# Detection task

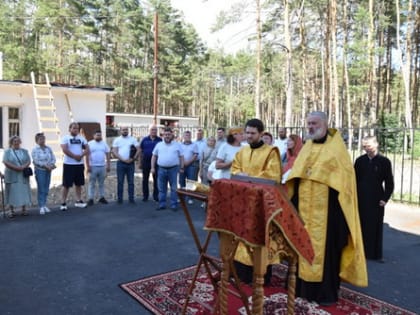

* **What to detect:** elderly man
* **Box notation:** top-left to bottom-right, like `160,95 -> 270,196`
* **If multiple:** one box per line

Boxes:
286,111 -> 367,305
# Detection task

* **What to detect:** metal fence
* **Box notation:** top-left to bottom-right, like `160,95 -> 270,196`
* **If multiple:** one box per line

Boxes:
107,126 -> 420,206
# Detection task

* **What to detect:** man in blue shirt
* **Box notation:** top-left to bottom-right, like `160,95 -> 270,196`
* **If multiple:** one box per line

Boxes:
139,125 -> 162,202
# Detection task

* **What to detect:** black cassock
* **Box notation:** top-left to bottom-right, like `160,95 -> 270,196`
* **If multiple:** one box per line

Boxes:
354,154 -> 394,260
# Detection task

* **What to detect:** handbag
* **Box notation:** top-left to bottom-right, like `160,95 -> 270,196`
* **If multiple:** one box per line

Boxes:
12,149 -> 33,177
23,167 -> 33,177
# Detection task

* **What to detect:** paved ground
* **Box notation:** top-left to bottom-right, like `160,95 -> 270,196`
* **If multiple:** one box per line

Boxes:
0,196 -> 419,315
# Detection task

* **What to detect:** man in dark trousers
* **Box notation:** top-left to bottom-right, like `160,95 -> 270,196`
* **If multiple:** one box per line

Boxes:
286,111 -> 367,306
355,135 -> 394,262
139,125 -> 162,202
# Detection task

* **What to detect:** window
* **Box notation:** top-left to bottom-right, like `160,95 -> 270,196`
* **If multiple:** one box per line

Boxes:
8,107 -> 19,137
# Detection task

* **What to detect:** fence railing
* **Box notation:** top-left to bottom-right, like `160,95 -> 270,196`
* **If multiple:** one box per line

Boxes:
107,126 -> 420,206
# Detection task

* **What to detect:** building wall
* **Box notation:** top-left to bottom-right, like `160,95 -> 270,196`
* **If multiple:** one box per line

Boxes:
0,82 -> 112,187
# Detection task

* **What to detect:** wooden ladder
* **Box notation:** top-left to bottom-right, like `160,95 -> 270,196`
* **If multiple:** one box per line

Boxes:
31,72 -> 63,183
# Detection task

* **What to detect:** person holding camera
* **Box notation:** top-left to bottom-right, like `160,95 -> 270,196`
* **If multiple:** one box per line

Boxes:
32,132 -> 56,215
2,135 -> 32,218
112,126 -> 139,204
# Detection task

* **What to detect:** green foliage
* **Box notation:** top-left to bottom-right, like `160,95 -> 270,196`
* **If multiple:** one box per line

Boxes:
377,113 -> 403,153
413,130 -> 420,160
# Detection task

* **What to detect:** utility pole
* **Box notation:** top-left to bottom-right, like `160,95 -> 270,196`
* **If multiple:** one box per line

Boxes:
255,0 -> 262,119
153,12 -> 159,125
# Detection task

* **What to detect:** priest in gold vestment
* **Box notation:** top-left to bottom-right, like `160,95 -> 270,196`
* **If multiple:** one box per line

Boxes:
230,118 -> 282,284
286,111 -> 367,305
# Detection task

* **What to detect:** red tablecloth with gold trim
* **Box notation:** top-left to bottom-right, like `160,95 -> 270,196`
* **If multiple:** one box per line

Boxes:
204,179 -> 314,264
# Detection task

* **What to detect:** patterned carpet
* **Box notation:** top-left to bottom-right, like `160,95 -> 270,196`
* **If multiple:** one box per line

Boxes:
120,264 -> 416,315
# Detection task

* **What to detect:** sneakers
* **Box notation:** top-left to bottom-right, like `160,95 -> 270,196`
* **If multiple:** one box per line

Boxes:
44,207 -> 51,213
39,207 -> 45,215
98,197 -> 108,204
87,199 -> 94,206
188,199 -> 194,205
75,200 -> 87,208
60,203 -> 68,211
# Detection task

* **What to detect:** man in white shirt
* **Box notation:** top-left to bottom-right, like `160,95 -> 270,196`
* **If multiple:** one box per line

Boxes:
194,128 -> 207,180
151,127 -> 184,211
112,126 -> 139,204
60,122 -> 89,210
87,130 -> 110,206
274,127 -> 288,161
180,130 -> 199,204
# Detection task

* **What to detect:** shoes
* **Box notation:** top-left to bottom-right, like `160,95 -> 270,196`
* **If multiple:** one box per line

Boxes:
75,200 -> 87,208
7,212 -> 15,219
156,206 -> 166,211
170,206 -> 178,212
40,207 -> 45,215
87,199 -> 94,206
129,200 -> 136,205
117,200 -> 123,204
98,197 -> 108,204
187,199 -> 193,205
44,207 -> 51,213
142,198 -> 148,202
60,203 -> 68,211
21,210 -> 29,216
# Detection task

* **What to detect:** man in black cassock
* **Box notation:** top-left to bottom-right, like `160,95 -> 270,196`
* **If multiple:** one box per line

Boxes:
355,136 -> 394,262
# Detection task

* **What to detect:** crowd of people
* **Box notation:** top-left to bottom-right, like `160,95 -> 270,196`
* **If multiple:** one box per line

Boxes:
1,112 -> 394,307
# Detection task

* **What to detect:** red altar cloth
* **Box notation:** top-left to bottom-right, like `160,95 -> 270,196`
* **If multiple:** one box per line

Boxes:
205,179 -> 314,264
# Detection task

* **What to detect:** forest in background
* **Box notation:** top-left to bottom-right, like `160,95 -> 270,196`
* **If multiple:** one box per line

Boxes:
0,0 -> 419,131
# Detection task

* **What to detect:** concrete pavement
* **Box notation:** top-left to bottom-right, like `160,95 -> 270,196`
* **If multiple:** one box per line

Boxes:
0,198 -> 419,314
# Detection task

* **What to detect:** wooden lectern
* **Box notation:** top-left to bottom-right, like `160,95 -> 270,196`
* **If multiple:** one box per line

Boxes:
205,179 -> 314,315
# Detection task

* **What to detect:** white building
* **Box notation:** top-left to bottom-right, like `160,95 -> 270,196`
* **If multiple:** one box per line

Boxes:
0,79 -> 115,184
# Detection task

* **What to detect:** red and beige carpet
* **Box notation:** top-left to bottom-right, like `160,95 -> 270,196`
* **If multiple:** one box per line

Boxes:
120,264 -> 416,315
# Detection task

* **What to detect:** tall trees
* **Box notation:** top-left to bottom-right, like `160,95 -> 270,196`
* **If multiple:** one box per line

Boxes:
0,0 -> 419,128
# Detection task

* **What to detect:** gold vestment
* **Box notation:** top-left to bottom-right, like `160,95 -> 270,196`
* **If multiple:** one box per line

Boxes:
231,143 -> 282,265
286,129 -> 368,287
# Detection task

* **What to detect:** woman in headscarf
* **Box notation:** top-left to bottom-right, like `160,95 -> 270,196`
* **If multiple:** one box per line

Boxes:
281,134 -> 303,183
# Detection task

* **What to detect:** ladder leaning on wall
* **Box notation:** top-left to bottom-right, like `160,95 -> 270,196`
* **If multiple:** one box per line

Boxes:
30,72 -> 63,183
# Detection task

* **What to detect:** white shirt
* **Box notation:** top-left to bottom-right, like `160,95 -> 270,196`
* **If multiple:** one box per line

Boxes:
194,138 -> 207,161
112,136 -> 138,160
208,160 -> 222,180
153,141 -> 183,167
181,142 -> 199,163
216,143 -> 242,179
274,138 -> 288,159
88,140 -> 110,166
61,134 -> 88,165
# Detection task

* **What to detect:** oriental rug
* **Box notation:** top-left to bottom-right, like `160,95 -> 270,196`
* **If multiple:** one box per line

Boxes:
120,264 -> 416,315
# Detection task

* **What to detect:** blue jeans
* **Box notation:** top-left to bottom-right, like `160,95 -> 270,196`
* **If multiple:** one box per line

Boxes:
116,161 -> 135,202
35,168 -> 51,207
157,166 -> 179,208
178,163 -> 198,188
88,166 -> 106,200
